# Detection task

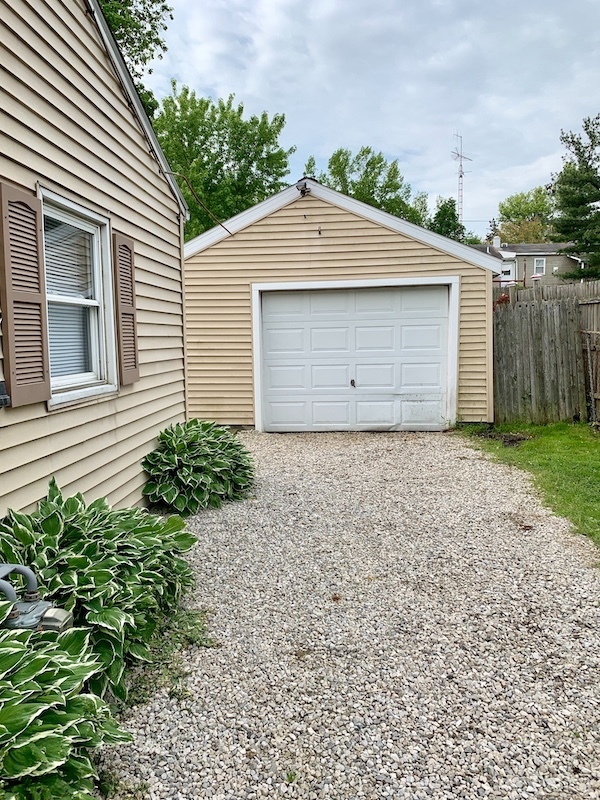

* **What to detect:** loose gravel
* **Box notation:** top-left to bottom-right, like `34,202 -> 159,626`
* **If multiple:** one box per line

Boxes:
101,431 -> 600,800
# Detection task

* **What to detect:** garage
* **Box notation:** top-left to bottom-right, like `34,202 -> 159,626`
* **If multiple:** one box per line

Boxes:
260,284 -> 450,431
183,178 -> 499,430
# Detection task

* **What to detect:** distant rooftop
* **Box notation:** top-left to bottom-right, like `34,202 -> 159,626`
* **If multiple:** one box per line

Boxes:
470,242 -> 570,259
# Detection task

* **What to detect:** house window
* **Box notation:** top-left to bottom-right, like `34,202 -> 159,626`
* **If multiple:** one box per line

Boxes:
41,191 -> 118,406
533,257 -> 546,275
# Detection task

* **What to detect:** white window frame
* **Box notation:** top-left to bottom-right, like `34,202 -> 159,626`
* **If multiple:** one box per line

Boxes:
533,257 -> 546,275
40,188 -> 118,408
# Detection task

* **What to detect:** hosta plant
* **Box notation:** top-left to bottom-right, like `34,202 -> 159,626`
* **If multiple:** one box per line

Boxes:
0,602 -> 130,800
0,481 -> 196,700
142,419 -> 254,515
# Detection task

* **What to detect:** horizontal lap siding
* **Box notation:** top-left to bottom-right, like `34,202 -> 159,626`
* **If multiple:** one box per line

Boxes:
0,0 -> 185,514
185,197 -> 492,426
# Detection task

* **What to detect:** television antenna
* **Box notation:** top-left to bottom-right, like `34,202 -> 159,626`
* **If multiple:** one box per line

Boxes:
451,133 -> 473,224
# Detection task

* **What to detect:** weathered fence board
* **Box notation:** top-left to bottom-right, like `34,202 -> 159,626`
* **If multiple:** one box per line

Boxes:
582,331 -> 600,424
493,298 -> 587,423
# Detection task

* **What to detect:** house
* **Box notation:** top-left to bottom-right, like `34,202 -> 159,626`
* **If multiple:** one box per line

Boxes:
473,238 -> 580,287
0,0 -> 188,515
183,179 -> 500,432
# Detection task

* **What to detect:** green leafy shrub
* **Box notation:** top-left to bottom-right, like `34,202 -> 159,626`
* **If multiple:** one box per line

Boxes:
0,602 -> 130,800
142,419 -> 254,515
0,482 -> 196,700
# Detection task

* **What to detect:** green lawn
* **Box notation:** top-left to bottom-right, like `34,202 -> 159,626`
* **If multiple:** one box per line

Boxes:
457,422 -> 600,547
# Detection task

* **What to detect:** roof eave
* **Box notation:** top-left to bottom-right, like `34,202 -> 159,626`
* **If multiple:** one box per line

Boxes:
184,178 -> 501,274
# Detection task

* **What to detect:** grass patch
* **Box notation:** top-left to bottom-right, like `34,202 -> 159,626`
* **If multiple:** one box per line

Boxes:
457,422 -> 600,547
97,771 -> 149,799
123,608 -> 218,708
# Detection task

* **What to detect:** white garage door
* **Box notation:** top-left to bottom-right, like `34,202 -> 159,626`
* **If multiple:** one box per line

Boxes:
261,285 -> 449,431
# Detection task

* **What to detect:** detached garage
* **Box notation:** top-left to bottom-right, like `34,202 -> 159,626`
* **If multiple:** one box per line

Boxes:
183,179 -> 500,432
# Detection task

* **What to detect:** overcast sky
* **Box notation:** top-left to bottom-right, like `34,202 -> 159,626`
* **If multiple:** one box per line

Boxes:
146,0 -> 599,236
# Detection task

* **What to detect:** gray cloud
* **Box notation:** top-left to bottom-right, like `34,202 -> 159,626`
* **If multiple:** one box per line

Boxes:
147,0 -> 600,234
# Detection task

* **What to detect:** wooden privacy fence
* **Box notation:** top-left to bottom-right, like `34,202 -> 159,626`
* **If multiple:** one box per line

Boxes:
510,279 -> 600,303
493,297 -> 588,423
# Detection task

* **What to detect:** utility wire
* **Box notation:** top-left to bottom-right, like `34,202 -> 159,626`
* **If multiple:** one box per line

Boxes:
163,171 -> 233,236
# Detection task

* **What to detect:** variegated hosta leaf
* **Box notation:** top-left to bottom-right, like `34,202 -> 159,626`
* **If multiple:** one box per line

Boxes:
85,607 -> 134,635
0,643 -> 30,682
2,733 -> 73,778
0,701 -> 58,743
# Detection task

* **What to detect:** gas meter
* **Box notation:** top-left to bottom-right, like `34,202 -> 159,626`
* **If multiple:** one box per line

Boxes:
0,564 -> 73,632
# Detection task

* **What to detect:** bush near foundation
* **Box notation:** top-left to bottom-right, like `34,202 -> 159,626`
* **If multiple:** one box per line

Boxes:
0,608 -> 130,800
0,480 -> 196,701
142,419 -> 254,516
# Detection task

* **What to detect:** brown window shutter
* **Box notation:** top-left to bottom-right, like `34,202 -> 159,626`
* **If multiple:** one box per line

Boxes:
113,232 -> 139,385
0,183 -> 51,407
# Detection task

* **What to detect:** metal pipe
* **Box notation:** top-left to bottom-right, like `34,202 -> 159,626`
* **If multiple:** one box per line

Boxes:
6,565 -> 38,594
0,579 -> 18,604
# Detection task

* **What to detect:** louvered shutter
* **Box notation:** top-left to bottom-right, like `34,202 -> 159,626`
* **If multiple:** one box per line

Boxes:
0,183 -> 51,407
113,233 -> 139,385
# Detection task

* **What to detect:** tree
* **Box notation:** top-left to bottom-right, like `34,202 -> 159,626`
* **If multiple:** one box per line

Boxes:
154,83 -> 295,239
427,197 -> 466,242
553,114 -> 600,279
492,186 -> 554,243
304,147 -> 427,225
99,0 -> 173,117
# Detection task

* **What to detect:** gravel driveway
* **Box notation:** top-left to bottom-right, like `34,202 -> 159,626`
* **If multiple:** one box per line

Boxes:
103,431 -> 600,800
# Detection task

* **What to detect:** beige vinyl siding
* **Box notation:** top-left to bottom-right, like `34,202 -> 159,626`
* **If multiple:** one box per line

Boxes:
0,0 -> 186,514
185,196 -> 493,426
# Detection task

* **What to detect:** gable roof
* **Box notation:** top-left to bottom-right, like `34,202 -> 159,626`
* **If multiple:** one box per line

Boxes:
86,0 -> 188,217
184,178 -> 500,273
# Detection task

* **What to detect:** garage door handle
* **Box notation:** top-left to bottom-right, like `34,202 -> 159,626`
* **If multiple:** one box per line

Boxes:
350,379 -> 356,387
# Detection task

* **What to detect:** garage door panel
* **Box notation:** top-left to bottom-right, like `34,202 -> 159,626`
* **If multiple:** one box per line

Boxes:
310,327 -> 350,352
400,324 -> 443,351
356,400 -> 395,425
355,326 -> 395,351
264,327 -> 305,354
355,363 -> 395,388
268,401 -> 307,425
262,287 -> 449,431
400,362 -> 442,389
309,291 -> 352,315
262,292 -> 307,319
401,397 -> 445,427
312,401 -> 351,425
355,289 -> 395,315
400,286 -> 448,314
266,364 -> 306,390
311,364 -> 350,389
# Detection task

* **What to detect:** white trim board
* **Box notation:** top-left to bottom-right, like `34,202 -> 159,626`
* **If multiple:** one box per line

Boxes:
185,179 -> 500,275
251,276 -> 460,432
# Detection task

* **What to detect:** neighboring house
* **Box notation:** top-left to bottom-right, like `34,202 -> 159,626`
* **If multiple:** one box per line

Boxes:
473,238 -> 580,287
0,0 -> 188,515
184,178 -> 500,432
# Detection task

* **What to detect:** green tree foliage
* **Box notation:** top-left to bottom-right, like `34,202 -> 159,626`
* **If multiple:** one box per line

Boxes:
304,147 -> 428,225
553,114 -> 600,279
154,83 -> 295,240
99,0 -> 173,117
427,197 -> 466,242
493,186 -> 555,243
